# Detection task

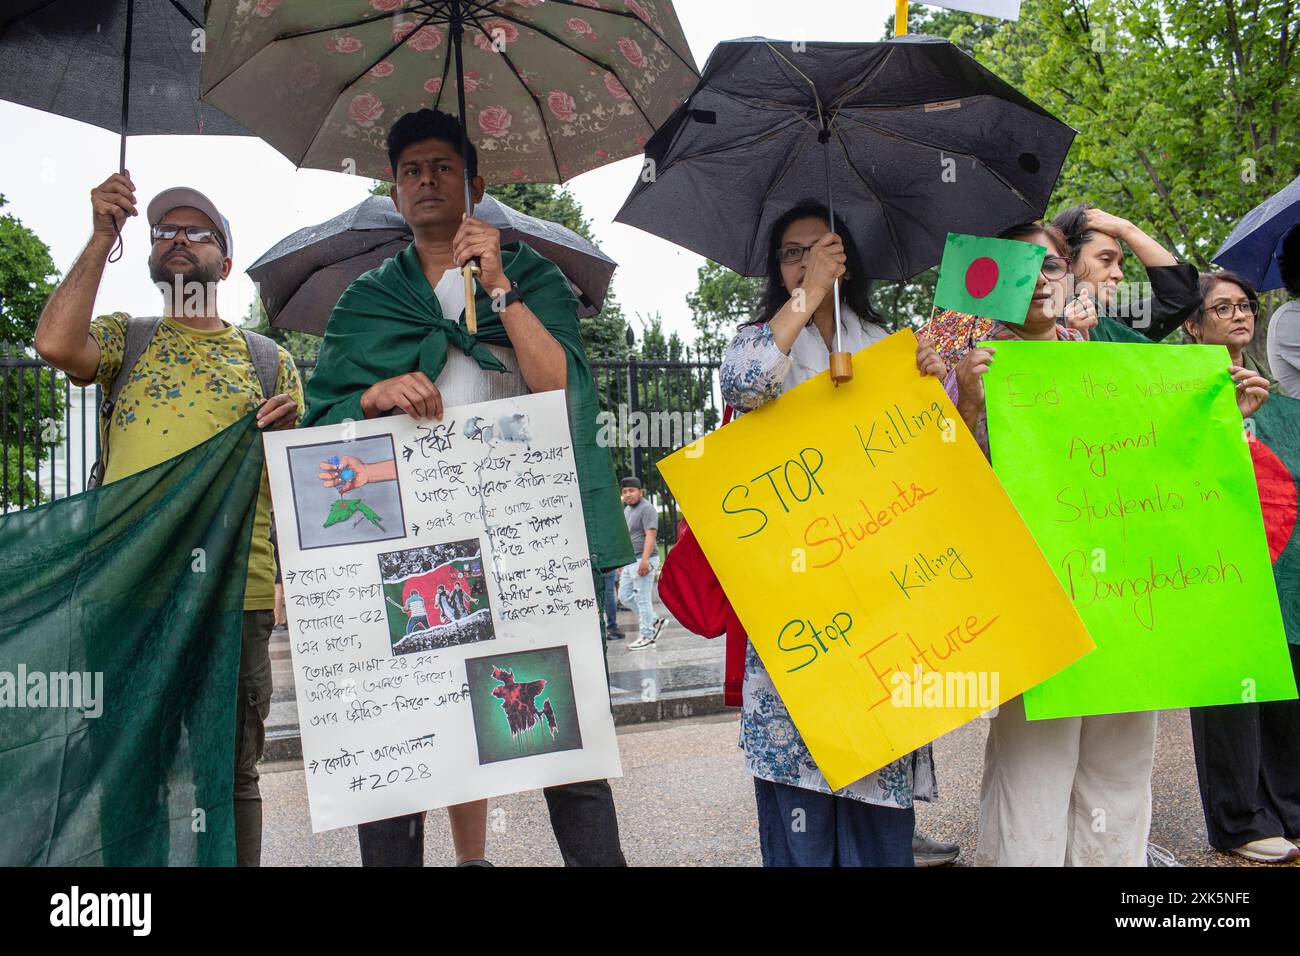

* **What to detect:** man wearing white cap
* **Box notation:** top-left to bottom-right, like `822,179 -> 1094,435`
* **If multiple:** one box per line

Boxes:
34,171 -> 304,866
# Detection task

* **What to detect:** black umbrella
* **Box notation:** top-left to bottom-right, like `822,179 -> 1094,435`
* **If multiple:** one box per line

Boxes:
615,35 -> 1075,375
0,0 -> 249,258
0,0 -> 249,160
248,192 -> 618,336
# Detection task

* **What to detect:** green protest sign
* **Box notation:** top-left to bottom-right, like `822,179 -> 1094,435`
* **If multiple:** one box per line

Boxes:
984,341 -> 1297,719
933,233 -> 1047,325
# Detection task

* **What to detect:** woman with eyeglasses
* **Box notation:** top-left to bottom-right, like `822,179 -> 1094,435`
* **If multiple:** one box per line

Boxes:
1183,271 -> 1279,393
719,201 -> 950,868
918,205 -> 1198,368
1184,271 -> 1297,864
949,221 -> 1160,867
952,229 -> 1272,867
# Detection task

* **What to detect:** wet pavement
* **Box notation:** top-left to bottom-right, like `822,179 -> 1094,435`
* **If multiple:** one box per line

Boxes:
259,707 -> 1295,867
265,579 -> 1293,868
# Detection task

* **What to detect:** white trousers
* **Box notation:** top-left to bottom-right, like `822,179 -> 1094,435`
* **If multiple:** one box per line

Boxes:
975,695 -> 1157,866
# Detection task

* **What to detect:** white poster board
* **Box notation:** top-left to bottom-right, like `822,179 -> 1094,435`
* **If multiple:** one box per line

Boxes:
263,390 -> 622,833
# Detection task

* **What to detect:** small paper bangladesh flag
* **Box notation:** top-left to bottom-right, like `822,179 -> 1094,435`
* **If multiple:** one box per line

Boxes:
933,232 -> 1047,325
1251,393 -> 1300,645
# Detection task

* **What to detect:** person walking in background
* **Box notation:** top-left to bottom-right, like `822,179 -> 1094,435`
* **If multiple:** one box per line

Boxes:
619,477 -> 666,649
1266,228 -> 1300,398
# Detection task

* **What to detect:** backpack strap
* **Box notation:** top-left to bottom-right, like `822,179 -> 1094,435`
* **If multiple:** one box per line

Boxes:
241,329 -> 281,401
109,316 -> 165,410
88,316 -> 164,488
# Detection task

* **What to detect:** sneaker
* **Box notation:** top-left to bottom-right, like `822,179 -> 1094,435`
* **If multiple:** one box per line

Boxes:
1229,837 -> 1300,863
1146,843 -> 1183,867
651,617 -> 667,642
911,830 -> 960,867
606,627 -> 625,640
628,635 -> 654,649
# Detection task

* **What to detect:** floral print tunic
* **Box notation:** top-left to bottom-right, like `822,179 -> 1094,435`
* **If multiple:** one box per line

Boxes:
719,314 -> 936,809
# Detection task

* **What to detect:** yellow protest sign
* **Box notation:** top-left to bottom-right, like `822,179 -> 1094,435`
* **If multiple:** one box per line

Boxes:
659,330 -> 1095,790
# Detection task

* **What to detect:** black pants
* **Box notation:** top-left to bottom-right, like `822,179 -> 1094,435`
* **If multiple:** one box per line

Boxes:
360,567 -> 625,866
357,780 -> 626,866
1189,643 -> 1300,850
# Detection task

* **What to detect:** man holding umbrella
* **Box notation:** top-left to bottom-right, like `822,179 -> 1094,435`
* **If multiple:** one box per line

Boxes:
33,173 -> 303,867
303,109 -> 632,867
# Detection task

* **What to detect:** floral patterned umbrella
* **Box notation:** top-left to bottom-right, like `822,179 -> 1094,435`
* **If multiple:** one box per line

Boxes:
199,0 -> 699,185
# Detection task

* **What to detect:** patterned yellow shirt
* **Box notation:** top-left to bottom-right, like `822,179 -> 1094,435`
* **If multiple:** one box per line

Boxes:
83,312 -> 304,610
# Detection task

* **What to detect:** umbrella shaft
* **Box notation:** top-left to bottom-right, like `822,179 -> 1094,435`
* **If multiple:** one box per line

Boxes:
450,0 -> 474,220
821,133 -> 842,352
119,0 -> 135,172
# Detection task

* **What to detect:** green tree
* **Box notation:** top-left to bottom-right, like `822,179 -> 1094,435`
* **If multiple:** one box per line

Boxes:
239,297 -> 321,364
0,195 -> 62,509
887,0 -> 1300,360
686,260 -> 764,356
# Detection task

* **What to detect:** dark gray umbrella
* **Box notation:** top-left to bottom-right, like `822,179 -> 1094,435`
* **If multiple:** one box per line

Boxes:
1212,172 -> 1300,293
0,0 -> 249,160
615,35 -> 1076,283
0,0 -> 250,260
248,192 -> 618,335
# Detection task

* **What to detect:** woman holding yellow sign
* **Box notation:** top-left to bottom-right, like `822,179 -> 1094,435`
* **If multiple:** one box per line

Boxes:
720,203 -> 951,867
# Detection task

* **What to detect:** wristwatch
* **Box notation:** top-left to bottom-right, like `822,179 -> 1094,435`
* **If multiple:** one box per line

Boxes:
498,281 -> 525,310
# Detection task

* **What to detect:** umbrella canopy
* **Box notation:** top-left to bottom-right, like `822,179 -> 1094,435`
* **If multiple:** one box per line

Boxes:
248,192 -> 618,335
1212,172 -> 1300,293
615,35 -> 1076,282
200,0 -> 699,184
0,0 -> 248,141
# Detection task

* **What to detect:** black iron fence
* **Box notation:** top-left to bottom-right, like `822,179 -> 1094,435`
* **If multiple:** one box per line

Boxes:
1,344 -> 722,543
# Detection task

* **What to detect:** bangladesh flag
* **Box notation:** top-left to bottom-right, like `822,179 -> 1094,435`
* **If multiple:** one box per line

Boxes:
382,557 -> 490,646
933,232 -> 1047,325
1251,393 -> 1300,645
0,415 -> 265,865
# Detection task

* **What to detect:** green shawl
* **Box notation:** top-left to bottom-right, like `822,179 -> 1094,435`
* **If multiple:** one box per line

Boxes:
303,240 -> 632,572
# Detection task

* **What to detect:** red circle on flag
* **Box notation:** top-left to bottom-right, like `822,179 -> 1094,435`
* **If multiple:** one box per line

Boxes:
1250,437 -> 1298,563
965,257 -> 999,298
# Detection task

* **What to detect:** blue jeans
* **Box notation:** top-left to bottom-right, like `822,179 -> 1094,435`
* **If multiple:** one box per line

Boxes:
617,555 -> 659,639
602,570 -> 619,631
753,778 -> 915,867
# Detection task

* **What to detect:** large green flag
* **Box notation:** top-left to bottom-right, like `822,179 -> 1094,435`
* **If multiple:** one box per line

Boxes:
1251,393 -> 1300,645
0,414 -> 265,866
933,232 -> 1047,324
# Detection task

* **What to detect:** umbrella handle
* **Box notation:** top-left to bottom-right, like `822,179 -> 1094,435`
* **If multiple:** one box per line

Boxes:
463,263 -> 479,335
830,276 -> 852,385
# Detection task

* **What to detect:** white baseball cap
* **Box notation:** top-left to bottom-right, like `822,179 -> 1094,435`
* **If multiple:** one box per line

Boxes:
146,186 -> 233,259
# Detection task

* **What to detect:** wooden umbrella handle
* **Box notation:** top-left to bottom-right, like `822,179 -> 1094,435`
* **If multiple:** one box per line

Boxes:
463,262 -> 480,334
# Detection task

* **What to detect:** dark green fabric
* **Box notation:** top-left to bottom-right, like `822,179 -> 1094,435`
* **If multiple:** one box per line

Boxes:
303,240 -> 633,572
1089,315 -> 1151,343
1253,393 -> 1300,646
0,414 -> 265,865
